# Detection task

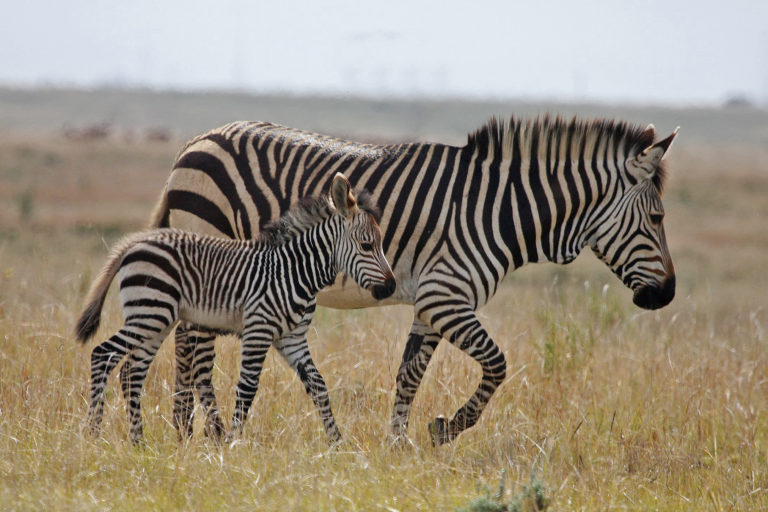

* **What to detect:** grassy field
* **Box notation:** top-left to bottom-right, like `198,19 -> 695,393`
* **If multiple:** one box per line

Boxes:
1,91 -> 767,510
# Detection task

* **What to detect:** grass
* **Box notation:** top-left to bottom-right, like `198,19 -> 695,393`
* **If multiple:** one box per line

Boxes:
0,132 -> 767,510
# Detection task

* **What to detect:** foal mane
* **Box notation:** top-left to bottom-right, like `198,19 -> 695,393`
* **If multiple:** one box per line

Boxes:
260,189 -> 379,246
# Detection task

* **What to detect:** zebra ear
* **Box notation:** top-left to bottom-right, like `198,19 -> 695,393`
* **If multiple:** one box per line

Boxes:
331,173 -> 358,217
626,127 -> 679,181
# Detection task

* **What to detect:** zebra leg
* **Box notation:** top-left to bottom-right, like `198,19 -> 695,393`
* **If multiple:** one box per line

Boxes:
389,319 -> 442,444
228,328 -> 274,439
172,323 -> 195,439
119,331 -> 170,444
274,309 -> 342,445
118,352 -> 139,439
172,323 -> 224,440
419,302 -> 506,446
87,325 -> 164,439
190,328 -> 225,440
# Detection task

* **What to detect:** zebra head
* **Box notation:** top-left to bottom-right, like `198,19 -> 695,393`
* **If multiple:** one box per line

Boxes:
587,127 -> 678,310
330,173 -> 396,300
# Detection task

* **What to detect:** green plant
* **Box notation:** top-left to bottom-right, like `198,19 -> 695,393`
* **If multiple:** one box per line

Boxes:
457,472 -> 551,512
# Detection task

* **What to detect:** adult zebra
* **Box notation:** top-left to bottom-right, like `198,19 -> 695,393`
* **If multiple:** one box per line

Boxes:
151,115 -> 677,445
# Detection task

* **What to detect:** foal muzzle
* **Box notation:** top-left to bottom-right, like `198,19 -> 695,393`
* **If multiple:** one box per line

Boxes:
371,276 -> 396,300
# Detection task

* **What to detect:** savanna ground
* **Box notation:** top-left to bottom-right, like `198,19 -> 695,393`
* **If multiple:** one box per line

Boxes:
0,89 -> 767,510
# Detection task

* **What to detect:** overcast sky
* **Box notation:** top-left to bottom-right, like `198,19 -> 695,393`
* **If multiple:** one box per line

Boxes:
2,1 -> 767,105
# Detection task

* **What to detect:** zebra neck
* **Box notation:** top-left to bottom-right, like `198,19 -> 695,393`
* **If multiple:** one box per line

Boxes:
531,165 -> 610,266
461,137 -> 620,272
275,219 -> 339,296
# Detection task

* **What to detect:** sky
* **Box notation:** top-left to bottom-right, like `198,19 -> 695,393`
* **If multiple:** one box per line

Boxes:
2,0 -> 767,106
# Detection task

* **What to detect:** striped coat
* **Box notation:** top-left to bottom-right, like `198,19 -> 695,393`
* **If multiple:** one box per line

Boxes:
77,174 -> 395,442
153,116 -> 677,444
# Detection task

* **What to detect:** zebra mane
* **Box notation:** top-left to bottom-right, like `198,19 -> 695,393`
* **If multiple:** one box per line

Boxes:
466,115 -> 666,193
260,188 -> 380,246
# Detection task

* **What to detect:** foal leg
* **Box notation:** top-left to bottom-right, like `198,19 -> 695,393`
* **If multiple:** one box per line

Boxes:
171,323 -> 195,439
274,306 -> 342,444
171,323 -> 224,440
88,323 -> 167,440
190,328 -> 225,440
119,327 -> 171,443
228,324 -> 275,439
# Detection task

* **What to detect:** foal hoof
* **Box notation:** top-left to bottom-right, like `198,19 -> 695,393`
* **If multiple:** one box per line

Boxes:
387,432 -> 414,450
223,428 -> 244,445
428,416 -> 450,446
204,417 -> 226,443
130,435 -> 147,449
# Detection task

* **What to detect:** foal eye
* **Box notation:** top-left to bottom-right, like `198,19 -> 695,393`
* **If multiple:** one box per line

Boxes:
360,242 -> 374,251
649,213 -> 664,225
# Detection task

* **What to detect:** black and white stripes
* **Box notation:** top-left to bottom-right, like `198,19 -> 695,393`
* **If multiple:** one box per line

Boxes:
76,174 -> 395,443
154,115 -> 678,444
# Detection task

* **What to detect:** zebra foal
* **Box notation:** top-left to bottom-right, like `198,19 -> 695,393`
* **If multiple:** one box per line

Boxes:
75,174 -> 395,443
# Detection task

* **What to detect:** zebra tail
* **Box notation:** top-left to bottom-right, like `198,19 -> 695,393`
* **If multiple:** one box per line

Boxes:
75,232 -> 146,343
148,183 -> 170,228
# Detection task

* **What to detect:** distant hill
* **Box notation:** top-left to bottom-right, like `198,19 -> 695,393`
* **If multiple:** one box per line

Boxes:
1,86 -> 766,148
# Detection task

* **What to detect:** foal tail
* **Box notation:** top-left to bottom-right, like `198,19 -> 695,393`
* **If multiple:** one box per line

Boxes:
75,232 -> 147,343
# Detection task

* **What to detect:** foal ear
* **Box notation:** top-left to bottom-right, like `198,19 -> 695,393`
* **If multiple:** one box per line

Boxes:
330,173 -> 358,217
626,127 -> 679,181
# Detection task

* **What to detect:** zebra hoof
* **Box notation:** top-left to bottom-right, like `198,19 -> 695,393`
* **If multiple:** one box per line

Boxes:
204,416 -> 226,443
84,424 -> 102,441
130,434 -> 148,449
428,416 -> 450,446
387,432 -> 414,450
224,427 -> 245,445
129,426 -> 145,446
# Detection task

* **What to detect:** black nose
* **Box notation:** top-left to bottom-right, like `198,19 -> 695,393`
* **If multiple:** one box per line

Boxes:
633,275 -> 675,310
371,277 -> 396,300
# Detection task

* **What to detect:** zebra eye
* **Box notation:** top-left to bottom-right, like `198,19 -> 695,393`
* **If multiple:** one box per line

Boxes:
649,213 -> 664,225
360,242 -> 374,252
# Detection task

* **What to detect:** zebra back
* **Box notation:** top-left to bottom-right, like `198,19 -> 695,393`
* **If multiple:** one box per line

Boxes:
155,116 -> 675,310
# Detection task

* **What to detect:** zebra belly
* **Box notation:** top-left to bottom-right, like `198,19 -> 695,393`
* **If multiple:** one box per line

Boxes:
178,305 -> 244,334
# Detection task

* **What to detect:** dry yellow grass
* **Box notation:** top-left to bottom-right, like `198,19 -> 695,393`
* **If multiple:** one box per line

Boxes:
0,133 -> 767,510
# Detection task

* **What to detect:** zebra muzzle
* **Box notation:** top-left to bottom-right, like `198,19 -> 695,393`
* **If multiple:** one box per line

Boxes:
633,275 -> 675,310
